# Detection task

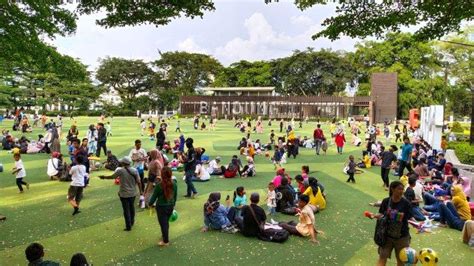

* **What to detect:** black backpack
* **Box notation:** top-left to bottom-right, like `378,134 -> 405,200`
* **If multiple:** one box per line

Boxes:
258,228 -> 290,243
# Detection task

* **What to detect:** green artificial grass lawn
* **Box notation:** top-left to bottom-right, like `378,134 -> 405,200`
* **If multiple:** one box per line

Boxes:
0,117 -> 473,265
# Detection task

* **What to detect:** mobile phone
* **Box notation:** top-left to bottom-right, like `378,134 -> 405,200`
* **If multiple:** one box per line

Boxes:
226,195 -> 230,201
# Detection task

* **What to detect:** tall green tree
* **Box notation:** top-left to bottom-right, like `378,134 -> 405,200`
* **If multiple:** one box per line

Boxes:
153,51 -> 222,95
351,32 -> 448,118
213,60 -> 273,87
271,48 -> 356,96
96,57 -> 154,102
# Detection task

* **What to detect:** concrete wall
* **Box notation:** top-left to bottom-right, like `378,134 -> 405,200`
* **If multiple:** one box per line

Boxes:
371,73 -> 398,123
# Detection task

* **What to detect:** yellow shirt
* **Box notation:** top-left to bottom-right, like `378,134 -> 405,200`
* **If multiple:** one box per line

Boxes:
400,175 -> 409,189
303,186 -> 326,210
362,155 -> 371,168
451,185 -> 471,221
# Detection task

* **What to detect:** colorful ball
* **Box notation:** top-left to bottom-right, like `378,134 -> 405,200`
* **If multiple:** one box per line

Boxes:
399,247 -> 418,265
169,210 -> 178,222
417,248 -> 438,266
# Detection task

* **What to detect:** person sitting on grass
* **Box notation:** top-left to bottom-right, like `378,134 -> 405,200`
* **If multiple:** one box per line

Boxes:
437,185 -> 471,231
207,156 -> 225,176
234,193 -> 266,238
295,175 -> 308,194
357,151 -> 371,168
201,192 -> 238,233
279,195 -> 320,244
303,177 -> 326,212
232,186 -> 247,217
193,164 -> 210,182
272,168 -> 291,188
404,177 -> 427,221
276,177 -> 296,213
222,155 -> 242,178
104,150 -> 120,171
25,242 -> 59,266
241,156 -> 256,178
46,152 -> 62,180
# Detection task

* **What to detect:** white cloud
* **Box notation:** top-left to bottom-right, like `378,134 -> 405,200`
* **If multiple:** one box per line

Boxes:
214,12 -> 359,65
177,37 -> 208,54
290,15 -> 313,26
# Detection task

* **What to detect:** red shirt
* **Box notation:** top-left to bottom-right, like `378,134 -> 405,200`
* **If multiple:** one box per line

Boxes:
313,128 -> 324,139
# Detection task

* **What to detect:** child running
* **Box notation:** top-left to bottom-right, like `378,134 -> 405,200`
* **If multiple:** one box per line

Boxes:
68,155 -> 87,215
12,153 -> 29,193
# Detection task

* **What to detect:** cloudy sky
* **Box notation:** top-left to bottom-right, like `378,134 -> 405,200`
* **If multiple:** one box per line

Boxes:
51,0 -> 362,71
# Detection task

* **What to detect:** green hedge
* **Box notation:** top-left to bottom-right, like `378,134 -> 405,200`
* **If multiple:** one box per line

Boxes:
448,141 -> 474,165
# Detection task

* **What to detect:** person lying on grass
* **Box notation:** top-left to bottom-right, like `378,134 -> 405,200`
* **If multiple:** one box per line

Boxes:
279,195 -> 320,244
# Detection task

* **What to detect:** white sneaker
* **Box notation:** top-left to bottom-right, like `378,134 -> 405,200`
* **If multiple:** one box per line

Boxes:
271,219 -> 278,225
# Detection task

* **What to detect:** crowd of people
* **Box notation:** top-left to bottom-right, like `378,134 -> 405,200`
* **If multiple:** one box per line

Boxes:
2,111 -> 473,265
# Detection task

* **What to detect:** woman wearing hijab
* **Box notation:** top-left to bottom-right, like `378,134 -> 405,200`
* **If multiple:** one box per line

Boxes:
438,185 -> 471,231
201,192 -> 237,233
156,127 -> 166,150
149,166 -> 178,246
145,149 -> 164,200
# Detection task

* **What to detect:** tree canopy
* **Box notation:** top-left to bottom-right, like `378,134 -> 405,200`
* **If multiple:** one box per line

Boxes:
295,0 -> 474,41
96,57 -> 154,102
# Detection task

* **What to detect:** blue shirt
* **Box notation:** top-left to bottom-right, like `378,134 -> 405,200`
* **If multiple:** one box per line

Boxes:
234,194 -> 247,208
401,143 -> 413,162
204,205 -> 231,230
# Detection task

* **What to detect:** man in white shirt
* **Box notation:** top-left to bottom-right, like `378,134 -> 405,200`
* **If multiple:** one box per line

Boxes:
207,157 -> 224,175
129,139 -> 147,191
68,155 -> 86,215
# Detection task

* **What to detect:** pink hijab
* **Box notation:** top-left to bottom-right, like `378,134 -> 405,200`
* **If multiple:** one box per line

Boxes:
148,149 -> 164,177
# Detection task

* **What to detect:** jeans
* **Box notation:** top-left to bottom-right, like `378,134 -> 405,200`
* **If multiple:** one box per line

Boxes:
268,206 -> 276,215
120,196 -> 136,230
411,206 -> 426,221
156,205 -> 174,243
185,169 -> 197,196
381,167 -> 390,187
16,178 -> 27,191
398,160 -> 413,176
438,202 -> 465,231
96,141 -> 107,157
314,139 -> 322,154
423,192 -> 440,212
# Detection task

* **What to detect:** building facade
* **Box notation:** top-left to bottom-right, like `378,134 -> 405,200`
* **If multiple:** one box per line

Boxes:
180,73 -> 398,123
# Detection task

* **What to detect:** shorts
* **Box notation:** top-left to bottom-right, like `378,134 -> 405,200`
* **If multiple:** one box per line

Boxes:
378,236 -> 410,260
68,186 -> 84,203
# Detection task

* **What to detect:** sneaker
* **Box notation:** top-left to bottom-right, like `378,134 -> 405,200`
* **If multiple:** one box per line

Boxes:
26,183 -> 30,190
192,192 -> 198,199
270,219 -> 278,225
184,195 -> 192,198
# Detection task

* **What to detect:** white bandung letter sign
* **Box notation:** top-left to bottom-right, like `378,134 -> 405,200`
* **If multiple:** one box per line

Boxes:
420,105 -> 444,151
